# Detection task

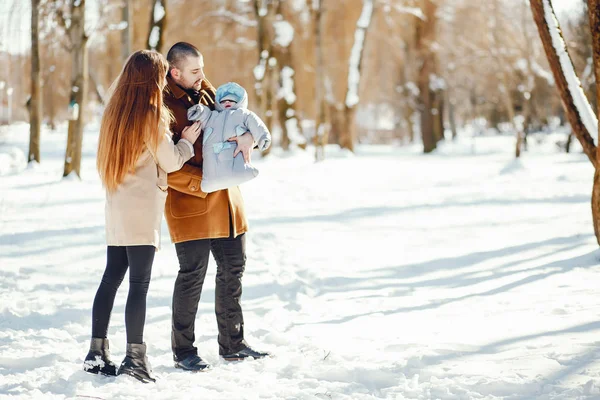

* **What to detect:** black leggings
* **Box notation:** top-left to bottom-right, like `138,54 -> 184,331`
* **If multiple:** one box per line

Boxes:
91,246 -> 155,344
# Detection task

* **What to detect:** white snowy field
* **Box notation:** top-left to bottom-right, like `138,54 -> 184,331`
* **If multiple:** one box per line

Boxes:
1,122 -> 600,400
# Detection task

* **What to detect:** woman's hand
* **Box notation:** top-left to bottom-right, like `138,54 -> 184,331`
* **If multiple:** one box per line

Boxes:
181,121 -> 202,144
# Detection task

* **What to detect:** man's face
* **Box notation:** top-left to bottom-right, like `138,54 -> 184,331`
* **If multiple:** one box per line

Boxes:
171,55 -> 205,91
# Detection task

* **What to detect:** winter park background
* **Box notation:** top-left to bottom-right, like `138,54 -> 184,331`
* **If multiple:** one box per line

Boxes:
4,0 -> 600,399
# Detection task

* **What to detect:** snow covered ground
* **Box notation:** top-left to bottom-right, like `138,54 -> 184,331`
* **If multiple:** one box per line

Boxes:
1,122 -> 600,399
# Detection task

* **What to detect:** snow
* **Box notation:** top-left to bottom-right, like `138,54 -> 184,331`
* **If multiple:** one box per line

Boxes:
429,74 -> 446,91
2,122 -> 600,399
346,0 -> 373,108
290,0 -> 307,12
194,10 -> 257,28
273,20 -> 294,48
283,118 -> 304,145
108,21 -> 128,31
0,128 -> 26,175
543,0 -> 598,140
253,51 -> 269,81
148,27 -> 160,50
253,64 -> 265,81
153,1 -> 166,23
277,66 -> 297,105
385,4 -> 425,20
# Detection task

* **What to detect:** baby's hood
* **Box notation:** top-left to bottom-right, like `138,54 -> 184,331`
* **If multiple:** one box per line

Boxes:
215,82 -> 248,111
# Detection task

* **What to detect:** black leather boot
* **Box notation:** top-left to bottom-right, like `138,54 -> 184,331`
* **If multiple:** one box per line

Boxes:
83,338 -> 118,376
222,346 -> 271,361
117,343 -> 156,383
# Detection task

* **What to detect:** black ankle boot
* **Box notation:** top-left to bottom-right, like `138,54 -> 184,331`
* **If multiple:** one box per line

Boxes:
117,343 -> 156,383
83,338 -> 118,376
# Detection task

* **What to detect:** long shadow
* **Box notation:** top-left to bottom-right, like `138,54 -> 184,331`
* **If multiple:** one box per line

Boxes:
374,234 -> 587,280
0,353 -> 62,374
0,225 -> 105,247
242,234 -> 589,305
0,307 -> 90,331
314,240 -> 587,298
292,246 -> 598,326
37,196 -> 103,208
250,196 -> 589,227
532,346 -> 600,399
417,320 -> 600,368
395,321 -> 600,399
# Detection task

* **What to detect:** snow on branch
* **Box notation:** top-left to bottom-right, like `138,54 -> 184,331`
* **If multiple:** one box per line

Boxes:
274,20 -> 294,47
153,1 -> 165,22
377,0 -> 425,20
392,5 -> 425,20
278,66 -> 297,104
346,0 -> 373,108
193,10 -> 257,28
542,0 -> 598,139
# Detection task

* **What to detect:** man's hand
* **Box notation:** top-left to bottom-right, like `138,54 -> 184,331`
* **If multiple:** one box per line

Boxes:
228,132 -> 255,163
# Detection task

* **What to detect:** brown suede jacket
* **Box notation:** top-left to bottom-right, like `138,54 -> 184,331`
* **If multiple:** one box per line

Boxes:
163,76 -> 248,243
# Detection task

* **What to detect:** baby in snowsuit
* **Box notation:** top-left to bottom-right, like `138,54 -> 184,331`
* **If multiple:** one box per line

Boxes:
187,82 -> 272,193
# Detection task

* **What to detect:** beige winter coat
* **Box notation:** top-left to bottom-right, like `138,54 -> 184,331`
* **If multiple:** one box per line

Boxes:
104,132 -> 194,249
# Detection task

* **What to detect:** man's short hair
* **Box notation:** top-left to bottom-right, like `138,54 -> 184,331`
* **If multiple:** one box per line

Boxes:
166,42 -> 201,71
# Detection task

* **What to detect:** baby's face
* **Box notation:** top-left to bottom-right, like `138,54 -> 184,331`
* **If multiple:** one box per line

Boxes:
220,99 -> 236,109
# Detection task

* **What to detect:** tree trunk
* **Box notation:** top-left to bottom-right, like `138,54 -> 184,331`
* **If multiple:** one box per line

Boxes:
147,0 -> 167,52
448,93 -> 457,140
122,0 -> 132,62
530,0 -> 597,166
532,0 -> 600,245
587,0 -> 600,243
29,0 -> 41,163
313,0 -> 328,161
253,0 -> 279,134
404,107 -> 415,143
521,0 -> 536,153
417,0 -> 437,153
491,0 -> 522,158
273,45 -> 302,151
47,65 -> 56,131
63,0 -> 88,178
341,0 -> 373,152
433,90 -> 444,142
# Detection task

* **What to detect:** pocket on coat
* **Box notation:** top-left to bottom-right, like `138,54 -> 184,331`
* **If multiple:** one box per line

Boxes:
218,146 -> 235,163
168,188 -> 208,218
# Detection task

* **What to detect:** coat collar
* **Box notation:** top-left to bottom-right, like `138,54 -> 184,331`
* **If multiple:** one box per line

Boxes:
166,75 -> 188,100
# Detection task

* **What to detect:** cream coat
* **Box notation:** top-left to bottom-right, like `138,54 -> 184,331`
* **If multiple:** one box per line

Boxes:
104,133 -> 194,249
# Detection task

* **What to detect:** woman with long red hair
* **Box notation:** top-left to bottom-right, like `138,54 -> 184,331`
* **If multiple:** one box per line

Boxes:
83,50 -> 201,383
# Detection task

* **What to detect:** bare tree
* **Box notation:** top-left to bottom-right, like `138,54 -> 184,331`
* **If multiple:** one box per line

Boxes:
54,0 -> 90,178
312,0 -> 329,161
271,1 -> 303,152
122,0 -> 132,61
253,0 -> 279,131
147,0 -> 167,52
29,0 -> 42,163
531,0 -> 600,243
489,0 -> 524,157
416,0 -> 438,153
340,0 -> 374,152
587,0 -> 600,243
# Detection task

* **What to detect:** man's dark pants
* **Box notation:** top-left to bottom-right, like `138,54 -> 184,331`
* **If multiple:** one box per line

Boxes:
171,231 -> 248,360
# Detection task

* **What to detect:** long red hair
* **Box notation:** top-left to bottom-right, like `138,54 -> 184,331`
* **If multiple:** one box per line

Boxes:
97,50 -> 173,193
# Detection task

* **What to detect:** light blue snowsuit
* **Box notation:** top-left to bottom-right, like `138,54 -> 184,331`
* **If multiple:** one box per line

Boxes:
187,82 -> 272,193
